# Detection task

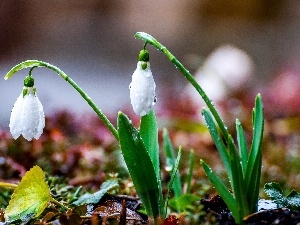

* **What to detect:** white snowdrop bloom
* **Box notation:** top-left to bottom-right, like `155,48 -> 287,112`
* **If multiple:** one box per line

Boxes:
186,45 -> 254,102
204,45 -> 253,89
9,87 -> 45,141
129,61 -> 156,116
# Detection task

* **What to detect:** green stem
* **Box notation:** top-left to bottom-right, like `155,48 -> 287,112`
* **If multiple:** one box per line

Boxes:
134,32 -> 229,142
0,182 -> 18,189
5,60 -> 118,141
186,149 -> 195,194
50,196 -> 70,211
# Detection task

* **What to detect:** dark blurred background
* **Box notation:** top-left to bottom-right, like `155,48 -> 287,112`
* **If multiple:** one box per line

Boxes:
0,0 -> 298,127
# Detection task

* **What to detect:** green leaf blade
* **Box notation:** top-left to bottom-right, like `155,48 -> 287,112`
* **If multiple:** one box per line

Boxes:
246,94 -> 264,213
117,112 -> 162,218
246,94 -> 264,182
5,166 -> 51,223
72,179 -> 118,206
201,109 -> 232,182
140,110 -> 160,181
236,119 -> 248,177
228,135 -> 249,217
200,160 -> 241,223
186,149 -> 195,194
164,147 -> 182,216
163,128 -> 182,198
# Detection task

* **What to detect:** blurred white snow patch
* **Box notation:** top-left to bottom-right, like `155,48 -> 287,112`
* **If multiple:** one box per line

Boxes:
186,45 -> 254,102
257,199 -> 278,211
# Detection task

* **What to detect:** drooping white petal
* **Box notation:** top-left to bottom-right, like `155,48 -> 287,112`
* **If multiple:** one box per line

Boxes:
129,62 -> 156,116
21,90 -> 40,141
9,94 -> 24,139
34,96 -> 45,139
9,87 -> 45,141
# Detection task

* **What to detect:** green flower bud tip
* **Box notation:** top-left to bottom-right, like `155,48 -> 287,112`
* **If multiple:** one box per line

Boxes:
22,86 -> 36,97
138,49 -> 149,62
24,75 -> 34,87
22,87 -> 28,97
141,62 -> 148,70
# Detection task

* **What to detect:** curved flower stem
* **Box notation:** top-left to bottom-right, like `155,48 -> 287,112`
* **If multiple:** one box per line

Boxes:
50,196 -> 70,211
5,60 -> 119,141
0,182 -> 18,189
134,32 -> 229,141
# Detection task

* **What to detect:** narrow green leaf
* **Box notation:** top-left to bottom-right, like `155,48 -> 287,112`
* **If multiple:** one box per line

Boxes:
247,151 -> 262,212
117,112 -> 162,218
201,109 -> 232,183
139,110 -> 164,216
164,147 -> 182,216
228,135 -> 249,217
140,110 -> 160,181
246,94 -> 264,213
236,119 -> 248,177
186,149 -> 195,194
72,179 -> 119,205
246,94 -> 264,182
200,160 -> 241,223
5,166 -> 51,223
163,128 -> 182,198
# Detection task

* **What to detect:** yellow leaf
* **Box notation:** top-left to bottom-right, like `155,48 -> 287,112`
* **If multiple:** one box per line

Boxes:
5,165 -> 51,223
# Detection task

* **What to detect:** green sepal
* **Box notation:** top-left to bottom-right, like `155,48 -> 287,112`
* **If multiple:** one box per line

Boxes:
141,62 -> 148,70
22,87 -> 28,97
22,87 -> 36,97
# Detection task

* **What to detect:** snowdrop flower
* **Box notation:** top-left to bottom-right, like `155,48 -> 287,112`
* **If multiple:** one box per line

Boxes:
187,45 -> 254,102
129,49 -> 156,116
9,75 -> 45,141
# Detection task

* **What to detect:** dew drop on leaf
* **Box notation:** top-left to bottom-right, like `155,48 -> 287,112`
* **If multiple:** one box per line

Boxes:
165,165 -> 173,172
